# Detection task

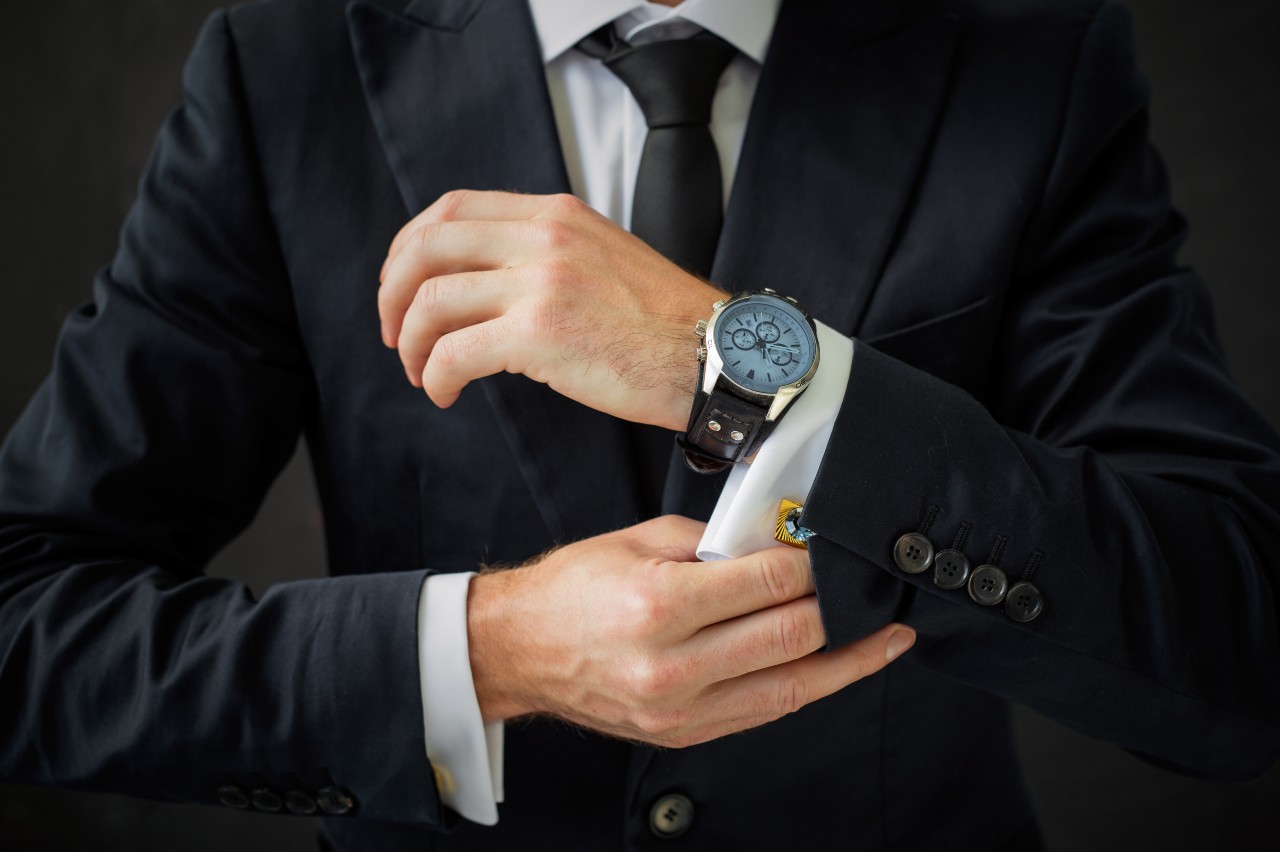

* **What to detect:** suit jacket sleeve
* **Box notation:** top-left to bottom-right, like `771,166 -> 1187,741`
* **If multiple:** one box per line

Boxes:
0,12 -> 443,824
803,1 -> 1280,781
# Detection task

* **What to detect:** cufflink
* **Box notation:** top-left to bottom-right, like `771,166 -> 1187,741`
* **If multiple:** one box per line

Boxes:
432,764 -> 456,797
774,499 -> 813,549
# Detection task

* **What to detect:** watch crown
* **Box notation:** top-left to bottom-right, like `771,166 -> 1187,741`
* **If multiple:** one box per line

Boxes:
697,345 -> 708,363
694,319 -> 708,337
712,299 -> 725,310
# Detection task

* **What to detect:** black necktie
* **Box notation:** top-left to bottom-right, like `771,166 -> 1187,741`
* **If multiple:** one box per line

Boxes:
579,25 -> 738,278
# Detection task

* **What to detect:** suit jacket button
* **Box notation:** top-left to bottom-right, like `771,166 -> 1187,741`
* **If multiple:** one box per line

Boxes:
932,548 -> 970,589
216,785 -> 249,809
968,564 -> 1009,605
649,793 -> 695,839
1005,581 -> 1044,622
893,532 -> 934,574
250,787 -> 284,812
285,789 -> 318,815
317,785 -> 356,815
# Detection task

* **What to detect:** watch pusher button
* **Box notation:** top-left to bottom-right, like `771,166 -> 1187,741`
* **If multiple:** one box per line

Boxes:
712,299 -> 725,310
762,287 -> 777,294
697,345 -> 707,363
694,319 -> 708,337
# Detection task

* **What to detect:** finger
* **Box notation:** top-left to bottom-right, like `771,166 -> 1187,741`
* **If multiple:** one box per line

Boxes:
380,220 -> 520,347
396,270 -> 517,387
419,317 -> 522,409
683,596 -> 827,684
677,547 -> 816,627
378,219 -> 529,348
692,623 -> 916,738
383,190 -> 564,280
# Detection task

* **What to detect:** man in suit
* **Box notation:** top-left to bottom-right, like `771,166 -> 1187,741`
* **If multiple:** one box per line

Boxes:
2,0 -> 1279,849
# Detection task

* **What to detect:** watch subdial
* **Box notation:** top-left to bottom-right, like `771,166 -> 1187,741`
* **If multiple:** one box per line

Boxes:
731,328 -> 758,350
767,347 -> 794,366
756,321 -> 781,343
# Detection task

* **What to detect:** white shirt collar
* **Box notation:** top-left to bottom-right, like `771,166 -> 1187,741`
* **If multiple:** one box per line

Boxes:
527,0 -> 781,65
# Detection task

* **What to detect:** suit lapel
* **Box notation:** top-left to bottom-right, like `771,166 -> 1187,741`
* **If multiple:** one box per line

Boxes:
348,0 -> 644,542
712,1 -> 961,335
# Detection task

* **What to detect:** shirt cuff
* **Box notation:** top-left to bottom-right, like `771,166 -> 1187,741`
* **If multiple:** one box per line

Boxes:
697,321 -> 855,561
418,571 -> 504,825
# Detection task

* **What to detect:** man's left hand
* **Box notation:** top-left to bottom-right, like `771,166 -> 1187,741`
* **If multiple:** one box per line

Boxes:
378,190 -> 724,431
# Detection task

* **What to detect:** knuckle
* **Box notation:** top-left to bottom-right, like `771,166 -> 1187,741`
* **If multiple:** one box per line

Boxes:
411,280 -> 441,316
429,346 -> 456,380
630,657 -> 677,698
774,673 -> 808,717
529,258 -> 573,293
431,332 -> 469,374
522,295 -> 560,341
758,552 -> 800,604
546,192 -> 585,218
511,304 -> 539,343
411,222 -> 443,256
774,607 -> 813,660
620,582 -> 669,638
436,188 -> 469,220
533,217 -> 574,252
633,704 -> 685,740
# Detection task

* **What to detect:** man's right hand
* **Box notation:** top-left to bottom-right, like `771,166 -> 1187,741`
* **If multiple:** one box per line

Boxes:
466,515 -> 916,748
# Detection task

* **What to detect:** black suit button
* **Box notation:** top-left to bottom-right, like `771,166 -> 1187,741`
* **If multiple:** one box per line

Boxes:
968,564 -> 1009,605
217,785 -> 249,809
250,787 -> 284,812
317,785 -> 356,815
285,790 -> 318,815
650,793 -> 695,839
1004,581 -> 1044,622
932,548 -> 970,589
893,532 -> 934,574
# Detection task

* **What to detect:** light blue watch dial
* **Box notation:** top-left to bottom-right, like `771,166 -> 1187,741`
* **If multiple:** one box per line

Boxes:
714,295 -> 817,394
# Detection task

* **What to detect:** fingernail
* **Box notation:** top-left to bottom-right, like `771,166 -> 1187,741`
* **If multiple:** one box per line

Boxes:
885,628 -> 915,663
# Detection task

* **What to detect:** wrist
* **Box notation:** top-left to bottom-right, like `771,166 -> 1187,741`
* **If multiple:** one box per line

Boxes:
657,282 -> 726,433
466,570 -> 539,722
658,382 -> 695,433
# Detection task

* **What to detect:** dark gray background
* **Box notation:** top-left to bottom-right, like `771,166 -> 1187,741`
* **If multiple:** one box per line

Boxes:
2,0 -> 1278,848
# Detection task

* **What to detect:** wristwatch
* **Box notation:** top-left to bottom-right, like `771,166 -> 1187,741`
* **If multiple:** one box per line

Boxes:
677,289 -> 820,473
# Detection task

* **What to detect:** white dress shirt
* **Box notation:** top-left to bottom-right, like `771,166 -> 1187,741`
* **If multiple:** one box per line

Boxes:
416,0 -> 855,826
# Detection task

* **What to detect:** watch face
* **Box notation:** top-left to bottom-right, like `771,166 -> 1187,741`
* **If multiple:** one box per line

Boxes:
713,295 -> 817,394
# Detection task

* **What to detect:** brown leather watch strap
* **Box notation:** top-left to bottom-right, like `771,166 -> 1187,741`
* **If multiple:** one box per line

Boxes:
677,359 -> 778,473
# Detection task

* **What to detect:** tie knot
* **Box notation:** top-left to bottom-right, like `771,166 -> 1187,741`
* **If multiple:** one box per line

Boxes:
581,28 -> 738,129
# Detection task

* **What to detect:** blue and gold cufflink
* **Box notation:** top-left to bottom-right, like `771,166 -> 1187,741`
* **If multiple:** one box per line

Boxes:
774,499 -> 813,549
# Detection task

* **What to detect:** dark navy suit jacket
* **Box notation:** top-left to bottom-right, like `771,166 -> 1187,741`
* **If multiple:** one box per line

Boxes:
3,0 -> 1280,848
